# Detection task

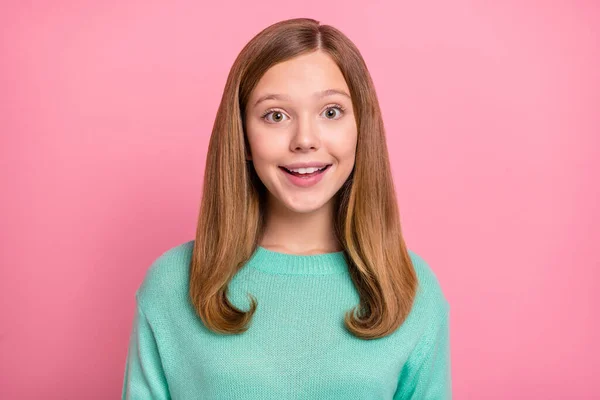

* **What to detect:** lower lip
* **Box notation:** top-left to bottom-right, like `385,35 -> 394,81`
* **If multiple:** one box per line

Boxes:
280,165 -> 331,188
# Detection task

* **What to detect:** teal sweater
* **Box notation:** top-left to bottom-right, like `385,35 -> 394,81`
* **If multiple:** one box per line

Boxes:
122,240 -> 451,399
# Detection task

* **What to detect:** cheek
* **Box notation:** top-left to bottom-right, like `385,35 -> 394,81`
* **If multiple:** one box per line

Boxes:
248,136 -> 287,166
246,123 -> 279,162
325,126 -> 357,163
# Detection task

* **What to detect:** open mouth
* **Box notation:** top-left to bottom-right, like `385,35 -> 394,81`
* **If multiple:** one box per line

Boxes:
279,165 -> 332,178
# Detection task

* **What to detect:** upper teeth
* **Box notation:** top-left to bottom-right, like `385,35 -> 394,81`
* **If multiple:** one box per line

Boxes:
287,166 -> 326,174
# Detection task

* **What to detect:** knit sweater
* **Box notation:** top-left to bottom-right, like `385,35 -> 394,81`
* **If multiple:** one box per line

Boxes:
121,240 -> 451,399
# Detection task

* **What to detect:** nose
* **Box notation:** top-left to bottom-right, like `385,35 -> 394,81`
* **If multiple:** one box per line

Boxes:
290,113 -> 320,152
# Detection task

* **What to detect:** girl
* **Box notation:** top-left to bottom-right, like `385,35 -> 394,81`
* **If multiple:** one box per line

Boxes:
122,17 -> 451,399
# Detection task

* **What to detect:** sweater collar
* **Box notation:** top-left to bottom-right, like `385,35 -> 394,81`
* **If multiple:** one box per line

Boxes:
246,245 -> 349,275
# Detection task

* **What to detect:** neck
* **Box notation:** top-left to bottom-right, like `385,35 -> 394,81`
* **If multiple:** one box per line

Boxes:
260,194 -> 341,255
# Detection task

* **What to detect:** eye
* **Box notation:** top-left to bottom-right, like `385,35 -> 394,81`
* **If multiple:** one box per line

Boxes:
261,109 -> 289,124
321,104 -> 346,120
260,104 -> 347,124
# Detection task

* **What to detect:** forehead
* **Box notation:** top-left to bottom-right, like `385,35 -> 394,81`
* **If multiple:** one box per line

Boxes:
250,51 -> 350,102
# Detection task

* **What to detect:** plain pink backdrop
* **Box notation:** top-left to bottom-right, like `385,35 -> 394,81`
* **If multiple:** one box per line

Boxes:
1,1 -> 598,399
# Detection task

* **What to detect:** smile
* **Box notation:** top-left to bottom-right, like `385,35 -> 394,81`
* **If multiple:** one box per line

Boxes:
279,165 -> 332,188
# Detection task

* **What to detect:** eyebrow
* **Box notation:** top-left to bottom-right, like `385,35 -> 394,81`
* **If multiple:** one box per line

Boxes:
252,89 -> 351,108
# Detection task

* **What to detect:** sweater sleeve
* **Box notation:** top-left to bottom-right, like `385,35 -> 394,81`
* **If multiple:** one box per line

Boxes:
121,295 -> 171,400
393,304 -> 452,400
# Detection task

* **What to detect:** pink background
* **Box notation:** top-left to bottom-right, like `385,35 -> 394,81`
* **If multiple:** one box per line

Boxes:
1,1 -> 598,398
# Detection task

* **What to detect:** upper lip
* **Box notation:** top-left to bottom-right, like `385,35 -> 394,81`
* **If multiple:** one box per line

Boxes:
280,162 -> 332,169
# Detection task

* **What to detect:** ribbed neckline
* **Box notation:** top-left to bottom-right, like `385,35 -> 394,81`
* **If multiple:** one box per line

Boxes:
246,246 -> 349,275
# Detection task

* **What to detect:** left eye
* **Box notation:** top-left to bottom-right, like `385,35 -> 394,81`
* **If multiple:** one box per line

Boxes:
322,106 -> 344,119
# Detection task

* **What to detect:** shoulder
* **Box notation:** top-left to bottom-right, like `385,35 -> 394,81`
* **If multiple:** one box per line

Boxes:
407,249 -> 450,317
136,239 -> 195,308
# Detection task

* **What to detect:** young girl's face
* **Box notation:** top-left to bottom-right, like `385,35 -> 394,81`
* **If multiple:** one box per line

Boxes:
245,50 -> 358,215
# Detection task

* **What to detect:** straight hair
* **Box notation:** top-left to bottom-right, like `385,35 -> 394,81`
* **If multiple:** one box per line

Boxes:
189,17 -> 418,340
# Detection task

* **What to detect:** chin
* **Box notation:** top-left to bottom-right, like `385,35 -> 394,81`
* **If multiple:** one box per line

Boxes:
278,193 -> 334,214
285,204 -> 325,214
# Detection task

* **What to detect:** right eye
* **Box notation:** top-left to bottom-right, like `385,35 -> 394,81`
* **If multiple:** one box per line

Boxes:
261,109 -> 289,124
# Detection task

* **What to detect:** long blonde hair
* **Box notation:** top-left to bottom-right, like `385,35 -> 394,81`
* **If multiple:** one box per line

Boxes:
190,17 -> 417,340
